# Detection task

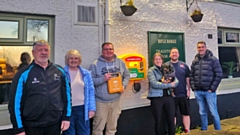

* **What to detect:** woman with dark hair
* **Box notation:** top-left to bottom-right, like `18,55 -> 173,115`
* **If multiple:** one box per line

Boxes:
147,52 -> 178,135
18,52 -> 31,70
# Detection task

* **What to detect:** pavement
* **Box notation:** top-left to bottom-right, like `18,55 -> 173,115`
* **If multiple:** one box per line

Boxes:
181,116 -> 240,135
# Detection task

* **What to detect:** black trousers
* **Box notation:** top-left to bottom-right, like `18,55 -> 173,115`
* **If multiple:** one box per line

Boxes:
24,122 -> 61,135
150,96 -> 175,135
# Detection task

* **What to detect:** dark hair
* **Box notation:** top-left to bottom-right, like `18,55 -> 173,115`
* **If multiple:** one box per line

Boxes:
101,42 -> 114,50
170,47 -> 178,53
20,52 -> 31,64
197,41 -> 206,46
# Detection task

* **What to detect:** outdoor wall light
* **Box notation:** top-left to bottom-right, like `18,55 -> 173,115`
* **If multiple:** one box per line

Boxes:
120,0 -> 137,16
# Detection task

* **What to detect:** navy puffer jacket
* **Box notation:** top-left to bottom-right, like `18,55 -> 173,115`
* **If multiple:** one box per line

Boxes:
190,49 -> 222,92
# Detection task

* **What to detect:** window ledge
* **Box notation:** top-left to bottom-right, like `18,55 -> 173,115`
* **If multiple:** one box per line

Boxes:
218,77 -> 240,90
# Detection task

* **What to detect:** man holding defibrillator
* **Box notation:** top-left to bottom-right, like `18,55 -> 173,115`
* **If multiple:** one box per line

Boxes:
89,42 -> 130,135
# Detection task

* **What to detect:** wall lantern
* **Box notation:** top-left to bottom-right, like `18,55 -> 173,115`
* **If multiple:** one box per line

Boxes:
186,0 -> 204,22
120,0 -> 137,16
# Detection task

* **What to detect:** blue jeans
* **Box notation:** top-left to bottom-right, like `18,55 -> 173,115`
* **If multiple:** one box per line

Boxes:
62,105 -> 90,135
194,91 -> 221,130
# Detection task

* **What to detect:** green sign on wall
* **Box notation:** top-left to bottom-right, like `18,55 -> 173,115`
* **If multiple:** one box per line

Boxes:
148,31 -> 185,67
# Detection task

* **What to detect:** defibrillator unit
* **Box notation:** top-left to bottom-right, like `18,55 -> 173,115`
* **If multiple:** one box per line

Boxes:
107,72 -> 123,94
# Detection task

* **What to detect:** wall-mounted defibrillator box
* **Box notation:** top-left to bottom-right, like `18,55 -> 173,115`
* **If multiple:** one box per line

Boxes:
119,54 -> 146,81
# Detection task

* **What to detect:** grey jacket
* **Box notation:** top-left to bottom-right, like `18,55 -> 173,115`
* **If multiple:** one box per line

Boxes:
147,65 -> 179,98
89,55 -> 130,102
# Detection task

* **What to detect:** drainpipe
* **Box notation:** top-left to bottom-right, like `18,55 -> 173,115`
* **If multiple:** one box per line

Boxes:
105,0 -> 110,42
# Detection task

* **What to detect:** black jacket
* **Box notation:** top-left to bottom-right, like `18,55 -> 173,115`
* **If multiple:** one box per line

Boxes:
8,60 -> 72,134
190,49 -> 222,92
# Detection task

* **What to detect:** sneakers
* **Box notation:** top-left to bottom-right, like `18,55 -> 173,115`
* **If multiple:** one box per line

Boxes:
184,129 -> 190,133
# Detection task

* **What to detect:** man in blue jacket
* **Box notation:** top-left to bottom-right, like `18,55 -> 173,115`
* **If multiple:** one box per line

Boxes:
8,40 -> 71,135
190,41 -> 222,131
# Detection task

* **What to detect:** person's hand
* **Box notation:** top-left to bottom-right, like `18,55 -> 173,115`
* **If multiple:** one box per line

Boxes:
89,111 -> 95,118
104,73 -> 112,81
208,90 -> 212,93
61,121 -> 70,131
170,82 -> 175,87
187,90 -> 190,98
17,132 -> 26,135
119,86 -> 125,93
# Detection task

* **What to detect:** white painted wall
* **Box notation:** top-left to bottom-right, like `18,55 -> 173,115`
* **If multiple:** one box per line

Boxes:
0,0 -> 101,68
109,0 -> 240,109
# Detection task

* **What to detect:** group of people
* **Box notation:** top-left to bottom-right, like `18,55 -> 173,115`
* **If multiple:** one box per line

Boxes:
9,40 -> 130,135
8,39 -> 222,135
148,41 -> 222,135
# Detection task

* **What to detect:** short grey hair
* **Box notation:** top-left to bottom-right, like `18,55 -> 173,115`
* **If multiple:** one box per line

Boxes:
33,40 -> 50,50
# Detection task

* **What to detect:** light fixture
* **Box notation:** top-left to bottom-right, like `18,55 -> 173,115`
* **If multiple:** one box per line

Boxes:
120,0 -> 137,16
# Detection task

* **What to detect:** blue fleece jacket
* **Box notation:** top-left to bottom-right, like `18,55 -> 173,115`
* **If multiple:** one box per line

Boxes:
64,66 -> 96,121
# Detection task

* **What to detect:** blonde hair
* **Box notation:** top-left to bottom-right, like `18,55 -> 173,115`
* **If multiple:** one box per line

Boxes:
65,50 -> 82,66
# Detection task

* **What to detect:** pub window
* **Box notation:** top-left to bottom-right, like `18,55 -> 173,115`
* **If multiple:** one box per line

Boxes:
218,28 -> 240,79
0,13 -> 54,105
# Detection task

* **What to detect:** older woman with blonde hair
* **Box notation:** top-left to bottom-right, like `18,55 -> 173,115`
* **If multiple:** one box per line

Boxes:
62,50 -> 96,135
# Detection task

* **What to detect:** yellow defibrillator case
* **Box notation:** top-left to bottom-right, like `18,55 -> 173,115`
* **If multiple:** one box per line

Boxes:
107,72 -> 123,94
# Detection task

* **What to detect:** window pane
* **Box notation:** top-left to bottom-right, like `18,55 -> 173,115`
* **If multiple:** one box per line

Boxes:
0,20 -> 18,39
27,19 -> 49,42
226,32 -> 239,43
219,47 -> 239,78
0,46 -> 32,104
218,30 -> 222,44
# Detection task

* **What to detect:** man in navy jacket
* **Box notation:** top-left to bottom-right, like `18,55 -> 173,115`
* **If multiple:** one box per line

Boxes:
190,41 -> 222,131
8,40 -> 71,135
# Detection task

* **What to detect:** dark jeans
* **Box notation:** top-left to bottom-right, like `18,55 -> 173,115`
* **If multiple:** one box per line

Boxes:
62,105 -> 90,135
151,96 -> 175,135
24,122 -> 61,135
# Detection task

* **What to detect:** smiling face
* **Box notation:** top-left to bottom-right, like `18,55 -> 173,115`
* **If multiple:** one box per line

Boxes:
170,48 -> 179,62
153,55 -> 163,67
68,55 -> 81,69
32,44 -> 50,65
65,50 -> 82,70
102,43 -> 114,61
197,42 -> 207,56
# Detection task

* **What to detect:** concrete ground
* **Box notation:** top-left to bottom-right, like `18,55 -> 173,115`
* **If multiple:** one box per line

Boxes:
180,116 -> 240,135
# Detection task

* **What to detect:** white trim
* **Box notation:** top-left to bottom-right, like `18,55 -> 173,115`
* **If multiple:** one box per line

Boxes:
74,1 -> 98,26
0,125 -> 12,130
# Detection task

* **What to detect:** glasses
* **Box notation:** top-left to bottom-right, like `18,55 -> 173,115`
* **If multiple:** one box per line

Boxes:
103,48 -> 114,51
197,46 -> 206,49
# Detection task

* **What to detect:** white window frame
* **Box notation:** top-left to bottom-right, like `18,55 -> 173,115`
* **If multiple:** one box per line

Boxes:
224,30 -> 240,45
218,28 -> 240,47
74,1 -> 98,26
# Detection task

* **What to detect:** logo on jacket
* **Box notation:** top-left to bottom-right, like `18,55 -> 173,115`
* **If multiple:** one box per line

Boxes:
180,64 -> 185,68
32,77 -> 40,84
54,73 -> 60,80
